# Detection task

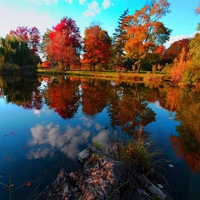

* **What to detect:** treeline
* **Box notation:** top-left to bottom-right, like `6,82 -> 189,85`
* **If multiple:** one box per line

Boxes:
0,0 -> 200,86
0,27 -> 41,73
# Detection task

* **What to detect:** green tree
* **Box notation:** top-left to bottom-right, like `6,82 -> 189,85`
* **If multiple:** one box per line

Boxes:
0,37 -> 5,69
123,0 -> 171,73
3,35 -> 32,67
40,29 -> 52,61
111,9 -> 129,70
189,32 -> 200,66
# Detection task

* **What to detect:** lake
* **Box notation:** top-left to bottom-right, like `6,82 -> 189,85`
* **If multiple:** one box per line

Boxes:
0,74 -> 200,200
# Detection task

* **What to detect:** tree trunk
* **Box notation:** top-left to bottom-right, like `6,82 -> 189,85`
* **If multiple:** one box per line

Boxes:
136,62 -> 141,73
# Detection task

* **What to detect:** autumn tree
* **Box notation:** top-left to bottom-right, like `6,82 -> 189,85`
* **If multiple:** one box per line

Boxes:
163,38 -> 190,64
46,17 -> 82,69
170,48 -> 189,84
111,9 -> 129,70
82,24 -> 111,71
171,5 -> 200,86
123,0 -> 171,73
141,45 -> 165,71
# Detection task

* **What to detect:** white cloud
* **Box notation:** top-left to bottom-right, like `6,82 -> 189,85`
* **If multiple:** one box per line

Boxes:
102,0 -> 112,10
83,10 -> 95,17
95,123 -> 102,131
79,0 -> 86,5
28,0 -> 41,5
28,0 -> 58,5
65,0 -> 73,4
33,109 -> 41,115
92,129 -> 109,153
82,0 -> 100,17
0,5 -> 56,38
80,116 -> 94,128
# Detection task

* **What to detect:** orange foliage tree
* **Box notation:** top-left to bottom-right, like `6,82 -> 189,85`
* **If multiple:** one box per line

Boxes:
46,17 -> 82,69
82,25 -> 111,71
163,38 -> 190,64
170,48 -> 188,84
123,0 -> 171,73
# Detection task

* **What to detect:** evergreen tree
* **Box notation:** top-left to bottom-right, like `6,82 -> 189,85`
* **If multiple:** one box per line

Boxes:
111,9 -> 129,70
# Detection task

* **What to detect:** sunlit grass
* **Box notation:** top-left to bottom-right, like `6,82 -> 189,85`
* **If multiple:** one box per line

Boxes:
108,136 -> 169,179
38,68 -> 168,83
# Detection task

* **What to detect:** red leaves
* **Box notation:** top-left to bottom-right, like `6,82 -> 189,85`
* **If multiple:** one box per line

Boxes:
9,26 -> 29,41
46,17 -> 82,68
154,45 -> 165,56
24,182 -> 31,187
41,61 -> 51,68
82,25 -> 111,69
9,26 -> 40,55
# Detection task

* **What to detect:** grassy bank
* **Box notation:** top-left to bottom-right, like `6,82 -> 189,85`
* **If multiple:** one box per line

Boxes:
37,69 -> 170,82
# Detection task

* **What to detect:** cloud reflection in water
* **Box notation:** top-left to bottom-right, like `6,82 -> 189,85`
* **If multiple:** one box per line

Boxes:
27,123 -> 90,160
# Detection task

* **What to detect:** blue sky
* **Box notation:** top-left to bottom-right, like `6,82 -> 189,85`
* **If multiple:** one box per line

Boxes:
0,0 -> 199,47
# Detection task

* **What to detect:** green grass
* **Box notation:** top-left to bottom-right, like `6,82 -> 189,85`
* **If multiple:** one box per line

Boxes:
37,68 -> 168,83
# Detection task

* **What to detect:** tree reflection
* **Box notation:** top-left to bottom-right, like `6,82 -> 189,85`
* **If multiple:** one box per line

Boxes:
81,79 -> 110,116
165,88 -> 200,172
44,76 -> 80,119
1,75 -> 42,109
171,125 -> 200,173
108,83 -> 156,137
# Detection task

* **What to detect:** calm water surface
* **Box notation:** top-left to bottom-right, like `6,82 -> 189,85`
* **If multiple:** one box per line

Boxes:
0,74 -> 200,200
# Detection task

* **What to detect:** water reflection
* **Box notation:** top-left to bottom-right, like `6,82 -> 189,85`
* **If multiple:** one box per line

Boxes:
0,75 -> 200,199
0,74 -> 42,108
166,87 -> 200,173
27,123 -> 90,160
44,76 -> 80,119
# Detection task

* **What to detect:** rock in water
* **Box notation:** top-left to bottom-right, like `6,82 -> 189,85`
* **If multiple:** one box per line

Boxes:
78,147 -> 92,163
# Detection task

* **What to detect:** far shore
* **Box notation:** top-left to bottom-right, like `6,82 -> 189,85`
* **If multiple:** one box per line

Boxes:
37,68 -> 170,83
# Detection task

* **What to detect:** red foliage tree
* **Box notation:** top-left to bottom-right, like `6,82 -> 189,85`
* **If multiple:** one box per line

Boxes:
163,38 -> 190,63
46,17 -> 82,69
